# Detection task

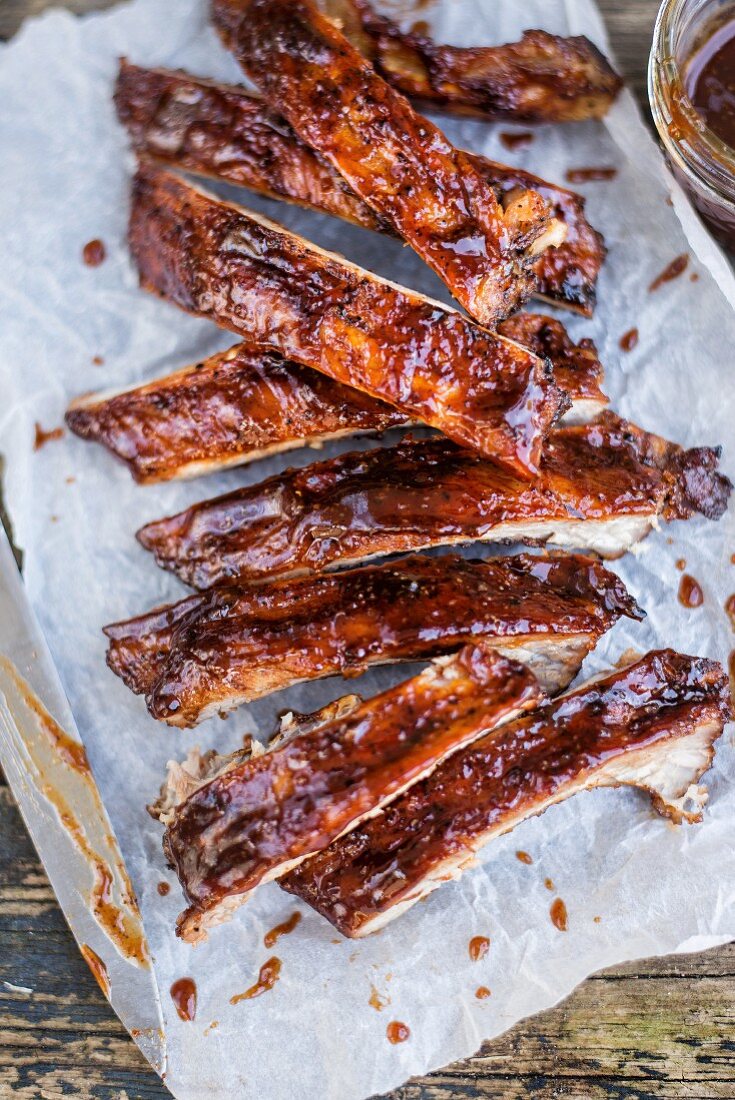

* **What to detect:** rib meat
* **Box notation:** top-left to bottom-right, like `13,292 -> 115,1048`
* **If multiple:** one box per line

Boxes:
130,165 -> 567,476
211,0 -> 557,326
316,0 -> 622,123
65,315 -> 605,483
115,60 -> 604,315
103,552 -> 642,726
283,650 -> 732,937
157,643 -> 544,942
136,413 -> 732,589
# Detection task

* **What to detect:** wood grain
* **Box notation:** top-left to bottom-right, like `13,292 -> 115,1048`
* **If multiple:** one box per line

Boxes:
4,2 -> 734,1099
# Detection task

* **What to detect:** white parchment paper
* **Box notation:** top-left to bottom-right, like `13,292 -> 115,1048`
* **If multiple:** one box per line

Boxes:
2,1 -> 735,1097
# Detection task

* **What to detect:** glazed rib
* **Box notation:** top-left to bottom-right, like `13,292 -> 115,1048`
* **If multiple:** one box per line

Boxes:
211,0 -> 557,326
103,552 -> 642,726
115,60 -> 604,315
317,0 -> 622,123
283,650 -> 731,937
130,165 -> 566,476
157,644 -> 544,942
136,413 -> 732,589
65,315 -> 605,483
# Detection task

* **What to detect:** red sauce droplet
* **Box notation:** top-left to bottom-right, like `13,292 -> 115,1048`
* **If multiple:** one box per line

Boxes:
619,327 -> 639,352
33,423 -> 64,451
544,877 -> 555,891
565,166 -> 618,183
649,253 -> 689,291
230,957 -> 282,1003
80,944 -> 110,999
170,977 -> 197,1022
82,238 -> 106,267
678,574 -> 704,608
157,881 -> 170,896
515,850 -> 533,864
550,898 -> 568,932
500,130 -> 534,151
676,558 -> 687,571
469,935 -> 490,961
92,355 -> 105,366
264,911 -> 301,947
369,984 -> 390,1011
475,986 -> 491,1000
725,594 -> 735,630
386,1021 -> 410,1044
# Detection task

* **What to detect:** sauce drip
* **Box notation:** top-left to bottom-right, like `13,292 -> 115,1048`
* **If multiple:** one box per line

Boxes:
649,253 -> 689,291
157,881 -> 171,896
676,558 -> 687,571
369,985 -> 390,1011
231,957 -> 282,1003
515,849 -> 533,864
725,594 -> 735,630
82,238 -> 106,267
264,911 -> 301,947
80,945 -> 110,999
170,977 -> 197,1022
678,574 -> 704,608
619,327 -> 639,352
92,355 -> 105,366
475,986 -> 491,1000
33,423 -> 64,451
687,19 -> 735,149
544,877 -> 555,892
468,935 -> 490,961
386,1021 -> 410,1044
593,915 -> 602,924
499,130 -> 534,151
565,166 -> 617,182
550,898 -> 568,932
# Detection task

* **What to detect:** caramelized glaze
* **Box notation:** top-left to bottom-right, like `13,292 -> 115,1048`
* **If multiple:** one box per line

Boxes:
283,651 -> 731,936
649,254 -> 689,291
105,552 -> 640,726
497,313 -> 606,410
170,977 -> 197,1021
230,957 -> 282,1002
130,166 -> 564,476
516,850 -> 533,865
165,645 -> 543,941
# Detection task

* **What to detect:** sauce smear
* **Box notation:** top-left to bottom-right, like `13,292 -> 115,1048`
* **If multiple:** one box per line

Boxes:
550,898 -> 568,932
678,574 -> 704,608
81,945 -> 110,999
515,850 -> 533,865
687,19 -> 735,149
33,423 -> 64,451
264,911 -> 301,947
386,1021 -> 410,1044
170,977 -> 197,1022
231,957 -> 282,1003
82,238 -> 106,267
469,935 -> 490,961
619,327 -> 639,352
369,985 -> 390,1011
500,130 -> 534,151
649,253 -> 689,291
565,166 -> 617,183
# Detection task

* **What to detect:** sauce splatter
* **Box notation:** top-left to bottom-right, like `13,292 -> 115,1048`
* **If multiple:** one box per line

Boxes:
33,423 -> 64,451
386,1021 -> 410,1044
544,877 -> 555,892
593,916 -> 602,924
725,594 -> 735,630
690,272 -> 700,282
469,935 -> 490,961
500,130 -> 534,151
516,850 -> 533,865
619,327 -> 639,352
369,985 -> 390,1011
80,945 -> 110,999
230,957 -> 282,1003
678,574 -> 704,608
264,911 -> 301,948
649,253 -> 689,291
550,898 -> 568,931
475,986 -> 491,1000
82,238 -> 106,267
170,977 -> 197,1022
565,166 -> 617,183
676,558 -> 687,571
157,881 -> 171,896
92,355 -> 105,366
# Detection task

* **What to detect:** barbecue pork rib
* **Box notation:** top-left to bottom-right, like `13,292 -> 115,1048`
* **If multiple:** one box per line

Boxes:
211,0 -> 558,326
103,552 -> 641,726
130,166 -> 566,478
156,644 -> 544,942
65,315 -> 605,483
283,650 -> 731,937
115,60 -> 603,315
315,0 -> 622,123
136,413 -> 731,589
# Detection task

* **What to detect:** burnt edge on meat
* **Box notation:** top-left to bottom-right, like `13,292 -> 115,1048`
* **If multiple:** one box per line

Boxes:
135,413 -> 732,589
129,164 -> 567,477
103,552 -> 642,726
283,649 -> 732,937
115,60 -> 604,315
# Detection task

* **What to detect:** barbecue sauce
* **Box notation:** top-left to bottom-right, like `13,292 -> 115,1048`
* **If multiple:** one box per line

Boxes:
500,131 -> 534,151
687,20 -> 735,150
475,986 -> 491,1000
230,957 -> 282,1002
33,423 -> 64,451
550,898 -> 568,931
649,254 -> 689,291
170,977 -> 197,1022
468,935 -> 490,961
82,239 -> 106,267
619,328 -> 639,352
725,594 -> 735,630
157,881 -> 171,896
264,911 -> 301,947
678,574 -> 704,607
81,945 -> 110,999
565,166 -> 617,183
386,1021 -> 410,1044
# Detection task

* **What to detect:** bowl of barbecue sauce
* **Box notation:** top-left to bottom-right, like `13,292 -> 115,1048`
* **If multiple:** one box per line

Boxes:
650,0 -> 735,250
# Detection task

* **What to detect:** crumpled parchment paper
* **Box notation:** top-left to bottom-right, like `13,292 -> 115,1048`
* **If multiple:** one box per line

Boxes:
1,1 -> 735,1097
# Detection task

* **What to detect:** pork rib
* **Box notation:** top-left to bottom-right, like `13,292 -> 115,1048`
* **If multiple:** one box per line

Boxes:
136,413 -> 732,589
103,552 -> 642,726
115,60 -> 604,315
157,643 -> 544,942
317,0 -> 622,123
211,0 -> 557,326
130,165 -> 566,476
65,315 -> 605,483
283,650 -> 731,937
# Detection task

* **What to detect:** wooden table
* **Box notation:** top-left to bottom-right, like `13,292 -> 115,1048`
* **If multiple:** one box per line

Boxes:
3,2 -> 735,1097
